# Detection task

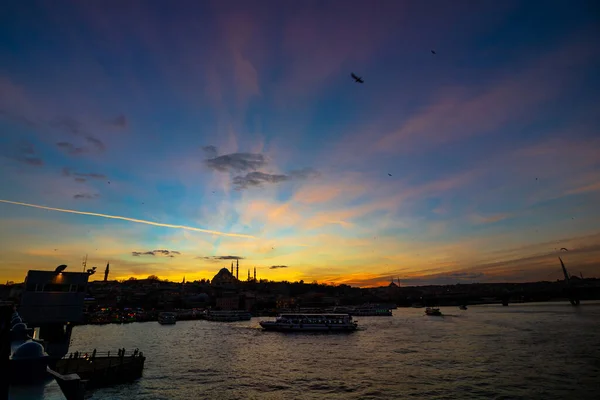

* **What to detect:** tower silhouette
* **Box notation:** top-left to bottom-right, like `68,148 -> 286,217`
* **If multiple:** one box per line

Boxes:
104,262 -> 110,282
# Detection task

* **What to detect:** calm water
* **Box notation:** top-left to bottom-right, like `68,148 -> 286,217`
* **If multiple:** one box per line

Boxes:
70,302 -> 600,399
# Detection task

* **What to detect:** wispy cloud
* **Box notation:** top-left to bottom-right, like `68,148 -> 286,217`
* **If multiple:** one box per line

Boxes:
62,168 -> 107,183
56,141 -> 86,155
201,145 -> 218,158
8,141 -> 44,166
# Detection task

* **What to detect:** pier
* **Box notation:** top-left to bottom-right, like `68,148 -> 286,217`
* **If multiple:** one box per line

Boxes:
55,349 -> 145,388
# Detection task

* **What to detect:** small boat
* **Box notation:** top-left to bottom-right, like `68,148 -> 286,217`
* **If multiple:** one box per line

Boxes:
259,313 -> 358,332
425,307 -> 442,316
459,305 -> 468,310
158,312 -> 176,325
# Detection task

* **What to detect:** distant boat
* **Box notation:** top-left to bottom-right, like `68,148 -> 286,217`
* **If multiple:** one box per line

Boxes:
158,312 -> 176,325
205,310 -> 252,322
333,305 -> 392,316
425,307 -> 442,316
459,305 -> 468,310
259,313 -> 358,332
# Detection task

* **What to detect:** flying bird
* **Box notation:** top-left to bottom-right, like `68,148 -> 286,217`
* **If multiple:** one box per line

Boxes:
431,50 -> 436,55
560,247 -> 569,251
388,173 -> 392,177
351,73 -> 364,84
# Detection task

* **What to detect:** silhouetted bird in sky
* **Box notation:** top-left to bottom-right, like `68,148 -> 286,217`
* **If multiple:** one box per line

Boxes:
560,247 -> 569,251
351,73 -> 364,83
388,173 -> 392,176
431,50 -> 436,55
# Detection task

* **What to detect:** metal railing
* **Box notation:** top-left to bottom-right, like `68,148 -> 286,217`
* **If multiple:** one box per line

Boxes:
63,348 -> 143,360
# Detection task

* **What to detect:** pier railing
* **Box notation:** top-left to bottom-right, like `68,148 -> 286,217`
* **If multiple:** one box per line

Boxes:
62,348 -> 143,360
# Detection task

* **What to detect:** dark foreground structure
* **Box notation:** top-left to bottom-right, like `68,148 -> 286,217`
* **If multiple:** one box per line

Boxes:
3,267 -> 146,400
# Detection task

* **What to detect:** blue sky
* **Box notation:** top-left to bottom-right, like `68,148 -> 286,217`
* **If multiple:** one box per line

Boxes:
1,0 -> 599,285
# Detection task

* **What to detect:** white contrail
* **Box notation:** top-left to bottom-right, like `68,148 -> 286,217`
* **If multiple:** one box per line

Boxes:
0,199 -> 255,239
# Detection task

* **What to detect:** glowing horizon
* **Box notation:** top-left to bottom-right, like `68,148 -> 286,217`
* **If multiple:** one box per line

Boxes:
1,1 -> 599,286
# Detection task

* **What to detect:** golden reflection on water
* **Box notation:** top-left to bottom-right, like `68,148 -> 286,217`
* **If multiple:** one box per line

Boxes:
70,302 -> 600,399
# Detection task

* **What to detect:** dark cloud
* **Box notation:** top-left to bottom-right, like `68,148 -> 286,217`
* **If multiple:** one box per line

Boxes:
73,193 -> 100,200
111,114 -> 128,129
198,255 -> 244,261
233,171 -> 288,189
56,141 -> 87,155
85,135 -> 105,151
132,249 -> 181,257
232,169 -> 320,190
205,153 -> 266,172
203,150 -> 320,190
62,168 -> 107,182
270,265 -> 289,269
202,145 -> 218,158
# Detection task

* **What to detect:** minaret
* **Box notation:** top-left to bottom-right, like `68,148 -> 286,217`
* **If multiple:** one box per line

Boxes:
231,262 -> 233,275
248,269 -> 250,281
182,276 -> 186,284
254,267 -> 256,282
236,259 -> 239,280
104,262 -> 110,282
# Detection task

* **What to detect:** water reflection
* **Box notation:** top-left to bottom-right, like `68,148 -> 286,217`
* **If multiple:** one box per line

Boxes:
70,302 -> 600,399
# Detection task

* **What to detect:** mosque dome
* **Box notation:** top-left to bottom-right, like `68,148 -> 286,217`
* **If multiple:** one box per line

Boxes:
212,266 -> 238,286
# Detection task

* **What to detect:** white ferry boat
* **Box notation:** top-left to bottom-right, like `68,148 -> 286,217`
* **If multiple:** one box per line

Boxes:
259,313 -> 358,332
205,310 -> 252,322
158,312 -> 176,325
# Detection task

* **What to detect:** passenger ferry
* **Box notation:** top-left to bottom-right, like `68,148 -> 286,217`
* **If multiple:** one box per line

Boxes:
259,313 -> 358,332
157,312 -> 176,325
205,310 -> 252,322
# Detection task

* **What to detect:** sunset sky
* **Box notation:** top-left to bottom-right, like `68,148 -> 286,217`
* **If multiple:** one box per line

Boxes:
1,1 -> 599,286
